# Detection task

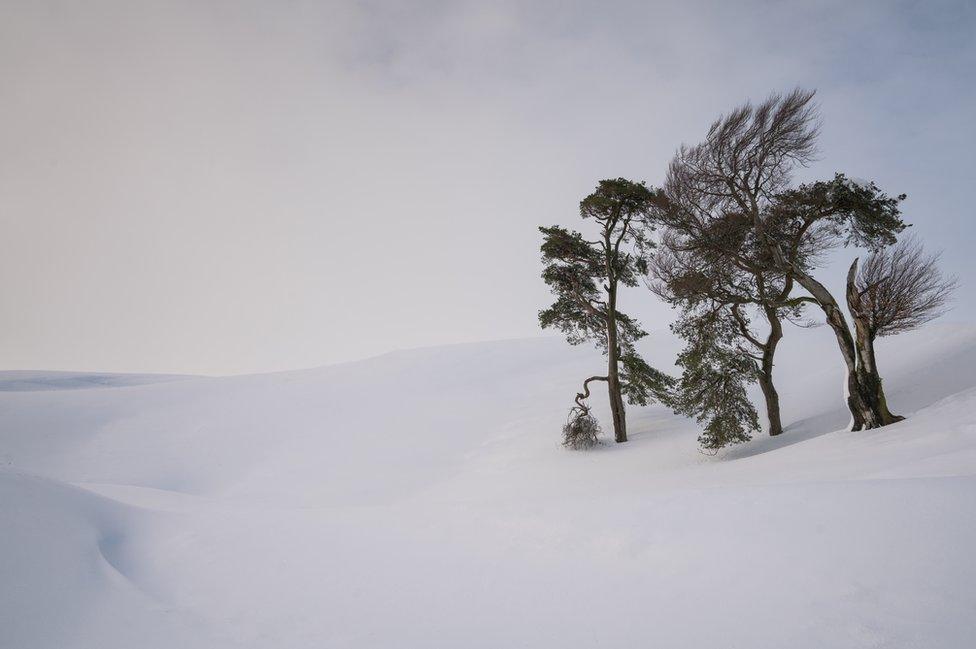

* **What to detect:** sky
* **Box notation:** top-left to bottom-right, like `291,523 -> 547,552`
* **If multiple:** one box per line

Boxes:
1,0 -> 974,375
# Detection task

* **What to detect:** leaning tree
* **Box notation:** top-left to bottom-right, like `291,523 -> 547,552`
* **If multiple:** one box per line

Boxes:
539,178 -> 672,444
845,236 -> 957,421
662,88 -> 912,430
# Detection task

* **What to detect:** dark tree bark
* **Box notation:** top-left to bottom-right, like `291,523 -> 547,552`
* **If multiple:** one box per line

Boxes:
846,260 -> 904,427
575,375 -> 608,411
843,240 -> 956,428
757,305 -> 784,436
606,285 -> 627,442
789,267 -> 881,430
727,301 -> 785,437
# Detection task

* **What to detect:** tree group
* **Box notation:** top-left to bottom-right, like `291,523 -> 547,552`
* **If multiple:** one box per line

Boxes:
540,90 -> 956,450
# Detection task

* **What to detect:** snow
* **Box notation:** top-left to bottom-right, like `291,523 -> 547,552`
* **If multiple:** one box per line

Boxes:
844,176 -> 874,191
3,325 -> 976,647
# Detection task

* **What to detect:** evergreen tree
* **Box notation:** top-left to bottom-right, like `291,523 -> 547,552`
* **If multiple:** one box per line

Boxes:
671,306 -> 760,451
539,178 -> 672,444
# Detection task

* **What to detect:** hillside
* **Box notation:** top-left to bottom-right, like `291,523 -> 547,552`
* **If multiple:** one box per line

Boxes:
3,324 -> 976,648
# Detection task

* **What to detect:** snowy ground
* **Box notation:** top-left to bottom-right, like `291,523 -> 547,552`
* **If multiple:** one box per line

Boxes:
3,324 -> 976,648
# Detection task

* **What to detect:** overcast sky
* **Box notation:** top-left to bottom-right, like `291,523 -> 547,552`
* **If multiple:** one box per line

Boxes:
1,0 -> 974,374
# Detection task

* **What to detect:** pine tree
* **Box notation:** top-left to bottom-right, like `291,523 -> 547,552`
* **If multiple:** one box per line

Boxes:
671,306 -> 760,451
539,179 -> 672,444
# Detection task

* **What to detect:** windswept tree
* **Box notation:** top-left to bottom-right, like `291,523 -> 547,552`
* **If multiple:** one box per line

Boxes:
539,178 -> 672,444
763,176 -> 907,430
846,237 -> 957,422
658,89 -> 910,430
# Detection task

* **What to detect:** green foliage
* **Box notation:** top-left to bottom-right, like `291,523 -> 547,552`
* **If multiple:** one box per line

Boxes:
540,179 -> 673,434
672,307 -> 760,451
620,351 -> 675,407
538,226 -> 607,347
770,173 -> 908,252
579,178 -> 658,221
578,178 -> 659,284
538,179 -> 660,354
539,226 -> 604,278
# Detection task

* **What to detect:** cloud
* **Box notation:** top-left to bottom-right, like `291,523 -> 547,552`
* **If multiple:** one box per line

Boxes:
1,0 -> 973,373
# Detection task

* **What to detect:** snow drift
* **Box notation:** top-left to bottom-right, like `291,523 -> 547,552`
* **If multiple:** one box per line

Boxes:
3,324 -> 976,648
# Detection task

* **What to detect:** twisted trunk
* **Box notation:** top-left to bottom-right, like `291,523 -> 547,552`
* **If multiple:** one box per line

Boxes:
575,375 -> 608,412
790,268 -> 878,430
846,260 -> 904,427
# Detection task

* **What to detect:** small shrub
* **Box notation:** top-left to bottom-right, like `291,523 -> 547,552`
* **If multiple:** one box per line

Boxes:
562,408 -> 601,450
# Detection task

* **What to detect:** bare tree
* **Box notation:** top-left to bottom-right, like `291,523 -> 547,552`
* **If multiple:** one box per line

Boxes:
846,237 -> 957,422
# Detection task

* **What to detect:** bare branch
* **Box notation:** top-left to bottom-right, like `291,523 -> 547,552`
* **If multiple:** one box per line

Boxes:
853,236 -> 958,338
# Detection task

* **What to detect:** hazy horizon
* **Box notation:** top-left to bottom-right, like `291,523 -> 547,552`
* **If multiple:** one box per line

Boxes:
3,0 -> 974,374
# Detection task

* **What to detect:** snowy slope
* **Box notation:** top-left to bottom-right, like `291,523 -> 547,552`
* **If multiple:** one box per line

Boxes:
3,325 -> 976,648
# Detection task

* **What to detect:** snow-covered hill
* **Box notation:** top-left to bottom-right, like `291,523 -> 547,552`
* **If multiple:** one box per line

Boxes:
3,325 -> 976,648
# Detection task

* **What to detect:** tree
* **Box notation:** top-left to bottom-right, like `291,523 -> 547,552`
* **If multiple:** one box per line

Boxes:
845,237 -> 957,422
670,305 -> 760,451
658,89 -> 910,430
539,178 -> 672,444
648,227 -> 805,437
765,176 -> 908,429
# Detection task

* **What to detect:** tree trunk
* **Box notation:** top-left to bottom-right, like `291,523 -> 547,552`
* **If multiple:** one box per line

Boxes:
606,285 -> 627,443
855,331 -> 904,426
607,371 -> 627,443
758,306 -> 784,436
846,261 -> 904,427
791,268 -> 879,430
